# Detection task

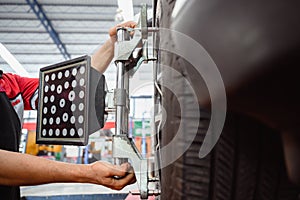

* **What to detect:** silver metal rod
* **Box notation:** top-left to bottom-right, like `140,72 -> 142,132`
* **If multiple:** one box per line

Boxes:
116,62 -> 125,136
117,27 -> 127,42
127,27 -> 159,32
123,69 -> 129,135
115,27 -> 130,137
116,62 -> 125,89
114,28 -> 130,166
115,28 -> 127,136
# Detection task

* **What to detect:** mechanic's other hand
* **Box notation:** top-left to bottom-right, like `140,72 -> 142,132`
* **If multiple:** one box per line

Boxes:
109,21 -> 137,43
89,161 -> 136,190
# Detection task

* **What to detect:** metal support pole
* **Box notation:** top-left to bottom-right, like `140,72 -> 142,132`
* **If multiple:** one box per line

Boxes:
113,27 -> 149,199
112,4 -> 161,197
115,28 -> 130,137
114,28 -> 130,165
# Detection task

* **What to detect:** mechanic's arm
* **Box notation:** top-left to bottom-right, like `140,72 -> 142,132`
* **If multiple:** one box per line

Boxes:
0,149 -> 135,190
91,21 -> 136,73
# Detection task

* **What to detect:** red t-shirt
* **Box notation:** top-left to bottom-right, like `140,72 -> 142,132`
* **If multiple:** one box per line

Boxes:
0,72 -> 39,121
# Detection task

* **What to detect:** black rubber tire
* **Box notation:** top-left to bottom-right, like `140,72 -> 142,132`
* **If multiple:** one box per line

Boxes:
160,106 -> 300,200
156,1 -> 300,199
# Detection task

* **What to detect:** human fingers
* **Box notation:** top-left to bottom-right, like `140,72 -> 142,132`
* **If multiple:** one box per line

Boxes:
111,170 -> 136,190
109,21 -> 137,38
120,163 -> 136,184
120,162 -> 132,172
102,162 -> 133,177
89,161 -> 136,190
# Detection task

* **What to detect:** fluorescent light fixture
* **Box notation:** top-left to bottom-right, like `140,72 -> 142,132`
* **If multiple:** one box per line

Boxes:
0,43 -> 29,76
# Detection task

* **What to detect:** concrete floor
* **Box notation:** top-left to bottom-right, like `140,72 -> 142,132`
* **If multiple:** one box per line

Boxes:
21,182 -> 156,199
21,182 -> 138,197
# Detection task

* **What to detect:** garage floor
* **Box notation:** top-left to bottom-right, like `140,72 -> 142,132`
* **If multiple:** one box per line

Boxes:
21,182 -> 155,199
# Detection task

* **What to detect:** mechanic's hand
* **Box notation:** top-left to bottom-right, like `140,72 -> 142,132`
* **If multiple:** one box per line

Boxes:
109,21 -> 137,43
89,161 -> 136,190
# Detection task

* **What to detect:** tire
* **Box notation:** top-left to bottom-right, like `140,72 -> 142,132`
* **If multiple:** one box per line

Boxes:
155,0 -> 300,199
161,106 -> 300,200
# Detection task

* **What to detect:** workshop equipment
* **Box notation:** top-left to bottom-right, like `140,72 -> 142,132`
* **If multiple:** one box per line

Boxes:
36,55 -> 106,145
35,3 -> 160,199
112,4 -> 160,199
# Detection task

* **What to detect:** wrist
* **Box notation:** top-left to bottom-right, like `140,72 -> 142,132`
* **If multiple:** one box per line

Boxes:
69,164 -> 94,184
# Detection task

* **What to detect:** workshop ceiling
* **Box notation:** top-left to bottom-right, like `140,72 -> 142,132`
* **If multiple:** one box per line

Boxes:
0,0 -> 153,86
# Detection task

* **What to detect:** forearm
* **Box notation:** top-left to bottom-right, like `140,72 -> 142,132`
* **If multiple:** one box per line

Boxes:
0,149 -> 91,186
91,39 -> 114,73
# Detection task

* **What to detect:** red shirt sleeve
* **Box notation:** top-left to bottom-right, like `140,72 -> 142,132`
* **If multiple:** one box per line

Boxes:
0,73 -> 39,110
15,75 -> 39,110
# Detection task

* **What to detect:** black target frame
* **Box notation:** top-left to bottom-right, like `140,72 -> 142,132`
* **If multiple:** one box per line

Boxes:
36,55 -> 106,145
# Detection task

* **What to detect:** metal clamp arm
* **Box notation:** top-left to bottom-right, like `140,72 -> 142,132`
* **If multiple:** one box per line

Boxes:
113,135 -> 148,199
